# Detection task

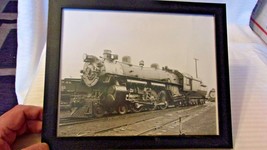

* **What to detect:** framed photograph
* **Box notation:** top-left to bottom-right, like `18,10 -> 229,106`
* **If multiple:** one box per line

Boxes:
42,0 -> 232,149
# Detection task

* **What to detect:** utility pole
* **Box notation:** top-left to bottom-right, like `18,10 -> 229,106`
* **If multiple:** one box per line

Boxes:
194,58 -> 198,78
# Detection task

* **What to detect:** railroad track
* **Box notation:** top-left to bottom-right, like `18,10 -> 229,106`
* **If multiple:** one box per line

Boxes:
59,103 -> 193,127
78,104 -> 208,136
58,102 -> 215,137
139,103 -> 212,136
59,117 -> 95,126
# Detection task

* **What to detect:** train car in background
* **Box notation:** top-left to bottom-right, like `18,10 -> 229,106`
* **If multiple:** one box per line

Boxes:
60,78 -> 90,110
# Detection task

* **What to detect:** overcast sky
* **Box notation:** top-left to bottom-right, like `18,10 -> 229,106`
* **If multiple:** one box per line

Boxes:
60,9 -> 217,90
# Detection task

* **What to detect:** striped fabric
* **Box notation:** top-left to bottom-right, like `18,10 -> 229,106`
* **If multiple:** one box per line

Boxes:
0,0 -> 18,115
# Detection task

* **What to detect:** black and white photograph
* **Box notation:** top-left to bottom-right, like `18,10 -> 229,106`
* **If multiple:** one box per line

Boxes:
57,8 -> 218,137
42,0 -> 232,149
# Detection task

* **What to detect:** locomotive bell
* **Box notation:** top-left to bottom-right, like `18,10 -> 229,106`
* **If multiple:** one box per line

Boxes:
84,54 -> 98,63
103,49 -> 112,60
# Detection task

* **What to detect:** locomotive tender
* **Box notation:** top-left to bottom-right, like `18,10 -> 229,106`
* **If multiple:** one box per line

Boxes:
68,50 -> 208,117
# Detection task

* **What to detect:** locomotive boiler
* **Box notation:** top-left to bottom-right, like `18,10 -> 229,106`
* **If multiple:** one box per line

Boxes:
69,50 -> 207,117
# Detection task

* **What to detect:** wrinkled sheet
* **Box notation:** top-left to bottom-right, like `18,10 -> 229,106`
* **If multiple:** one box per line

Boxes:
16,0 -> 267,149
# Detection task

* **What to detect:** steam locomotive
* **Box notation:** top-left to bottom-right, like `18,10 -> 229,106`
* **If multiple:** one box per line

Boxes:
66,50 -> 208,117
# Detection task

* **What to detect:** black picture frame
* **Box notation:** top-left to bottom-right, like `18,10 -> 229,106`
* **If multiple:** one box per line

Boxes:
42,0 -> 232,149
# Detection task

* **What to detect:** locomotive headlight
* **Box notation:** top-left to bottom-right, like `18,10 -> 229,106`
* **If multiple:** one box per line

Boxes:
83,54 -> 98,63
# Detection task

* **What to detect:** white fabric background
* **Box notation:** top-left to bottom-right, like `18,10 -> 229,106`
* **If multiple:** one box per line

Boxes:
16,0 -> 267,149
16,0 -> 48,104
